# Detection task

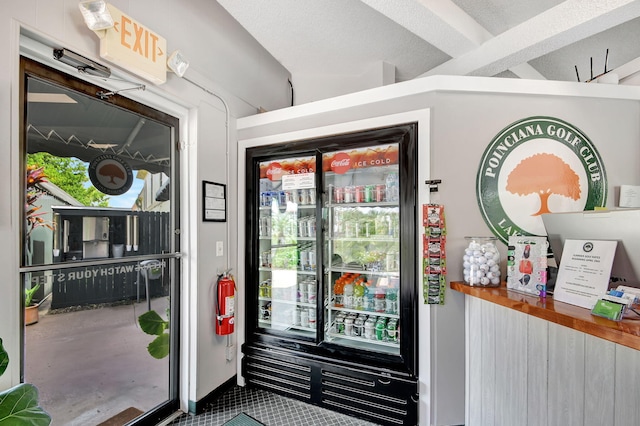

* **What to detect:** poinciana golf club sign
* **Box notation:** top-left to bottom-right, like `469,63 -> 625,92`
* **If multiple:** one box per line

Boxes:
89,154 -> 134,196
477,116 -> 607,244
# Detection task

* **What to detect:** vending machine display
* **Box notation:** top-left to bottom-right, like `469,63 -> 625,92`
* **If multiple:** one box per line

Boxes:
243,124 -> 418,425
323,145 -> 401,355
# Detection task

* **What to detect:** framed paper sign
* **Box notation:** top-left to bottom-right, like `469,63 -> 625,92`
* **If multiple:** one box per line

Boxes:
203,181 -> 226,222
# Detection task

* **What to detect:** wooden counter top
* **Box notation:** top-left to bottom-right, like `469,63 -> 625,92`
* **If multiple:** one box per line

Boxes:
450,281 -> 640,351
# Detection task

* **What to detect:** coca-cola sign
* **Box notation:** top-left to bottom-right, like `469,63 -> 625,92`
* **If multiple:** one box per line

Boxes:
331,152 -> 351,174
266,162 -> 284,181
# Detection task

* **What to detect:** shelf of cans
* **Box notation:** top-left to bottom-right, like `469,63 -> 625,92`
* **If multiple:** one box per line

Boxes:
327,313 -> 399,346
258,306 -> 318,331
258,276 -> 318,331
258,214 -> 317,239
260,188 -> 317,208
327,183 -> 391,204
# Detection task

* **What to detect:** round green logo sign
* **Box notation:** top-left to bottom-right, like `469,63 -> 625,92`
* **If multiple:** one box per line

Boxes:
477,116 -> 607,245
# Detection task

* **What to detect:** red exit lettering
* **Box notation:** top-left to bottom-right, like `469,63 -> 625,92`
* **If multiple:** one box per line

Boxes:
120,16 -> 160,62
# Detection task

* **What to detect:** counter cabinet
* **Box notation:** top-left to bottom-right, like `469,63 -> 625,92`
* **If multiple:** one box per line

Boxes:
451,281 -> 640,426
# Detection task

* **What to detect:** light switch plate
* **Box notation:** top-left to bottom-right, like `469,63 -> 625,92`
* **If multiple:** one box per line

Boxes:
216,241 -> 223,256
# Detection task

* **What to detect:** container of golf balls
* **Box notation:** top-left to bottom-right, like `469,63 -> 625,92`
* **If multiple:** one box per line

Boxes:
463,237 -> 501,286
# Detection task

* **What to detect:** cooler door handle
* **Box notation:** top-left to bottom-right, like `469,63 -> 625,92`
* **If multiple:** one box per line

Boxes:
377,378 -> 391,385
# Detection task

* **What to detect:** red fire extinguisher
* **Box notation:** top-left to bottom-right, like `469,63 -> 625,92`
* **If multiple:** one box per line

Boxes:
215,270 -> 236,335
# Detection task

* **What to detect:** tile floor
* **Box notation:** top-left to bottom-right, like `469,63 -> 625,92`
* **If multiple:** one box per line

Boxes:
168,385 -> 380,426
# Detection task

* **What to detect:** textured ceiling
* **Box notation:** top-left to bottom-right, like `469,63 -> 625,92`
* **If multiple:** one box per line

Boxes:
217,0 -> 640,85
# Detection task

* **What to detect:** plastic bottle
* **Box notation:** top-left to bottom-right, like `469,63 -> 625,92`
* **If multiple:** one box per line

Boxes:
386,287 -> 399,315
343,281 -> 355,309
353,280 -> 365,310
374,287 -> 386,313
385,171 -> 399,202
334,278 -> 345,307
363,285 -> 375,311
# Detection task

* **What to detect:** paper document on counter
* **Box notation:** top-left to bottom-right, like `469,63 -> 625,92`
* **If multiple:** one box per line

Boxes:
553,239 -> 617,309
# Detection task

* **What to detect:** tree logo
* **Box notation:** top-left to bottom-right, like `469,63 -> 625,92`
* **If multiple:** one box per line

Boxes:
89,154 -> 134,196
477,116 -> 607,244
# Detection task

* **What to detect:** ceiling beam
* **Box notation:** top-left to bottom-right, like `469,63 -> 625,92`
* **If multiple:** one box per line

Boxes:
420,0 -> 640,78
361,0 -> 545,79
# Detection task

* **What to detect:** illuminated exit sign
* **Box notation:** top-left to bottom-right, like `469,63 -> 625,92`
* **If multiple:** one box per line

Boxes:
98,4 -> 167,84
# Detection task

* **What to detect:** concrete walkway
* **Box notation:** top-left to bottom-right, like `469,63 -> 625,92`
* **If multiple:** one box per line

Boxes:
25,297 -> 170,425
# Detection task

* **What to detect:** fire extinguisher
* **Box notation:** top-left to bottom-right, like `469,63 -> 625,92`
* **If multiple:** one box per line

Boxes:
215,270 -> 236,335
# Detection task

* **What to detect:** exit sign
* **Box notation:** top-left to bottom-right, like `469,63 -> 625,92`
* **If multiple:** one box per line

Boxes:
98,4 -> 167,84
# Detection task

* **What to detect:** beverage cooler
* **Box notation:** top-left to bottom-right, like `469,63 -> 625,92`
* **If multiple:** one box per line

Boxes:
242,124 -> 418,425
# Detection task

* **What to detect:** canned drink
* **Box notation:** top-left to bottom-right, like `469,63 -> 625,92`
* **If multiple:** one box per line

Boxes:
298,220 -> 308,238
364,185 -> 375,202
354,185 -> 365,203
364,317 -> 376,339
375,184 -> 385,202
279,191 -> 287,205
306,218 -> 316,238
308,250 -> 316,271
263,217 -> 272,237
334,186 -> 344,203
298,281 -> 307,302
308,188 -> 316,204
299,188 -> 309,205
344,316 -> 355,336
261,251 -> 271,268
354,317 -> 365,337
387,319 -> 398,342
286,190 -> 295,203
335,314 -> 345,334
344,186 -> 354,203
299,250 -> 309,271
291,308 -> 299,326
260,191 -> 270,207
307,281 -> 316,296
308,308 -> 316,328
375,317 -> 387,341
300,309 -> 309,328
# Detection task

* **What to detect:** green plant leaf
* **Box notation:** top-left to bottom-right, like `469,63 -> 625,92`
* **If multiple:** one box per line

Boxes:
147,334 -> 170,359
0,383 -> 51,425
0,338 -> 7,377
138,310 -> 168,336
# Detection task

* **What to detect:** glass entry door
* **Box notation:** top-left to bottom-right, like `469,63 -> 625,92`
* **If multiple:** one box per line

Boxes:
20,57 -> 180,425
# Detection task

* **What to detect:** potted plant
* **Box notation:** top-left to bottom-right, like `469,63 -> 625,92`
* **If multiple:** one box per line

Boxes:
24,283 -> 41,326
0,337 -> 51,424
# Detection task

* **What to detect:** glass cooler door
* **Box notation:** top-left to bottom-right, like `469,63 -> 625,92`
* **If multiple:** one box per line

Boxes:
256,155 -> 318,338
323,144 -> 401,355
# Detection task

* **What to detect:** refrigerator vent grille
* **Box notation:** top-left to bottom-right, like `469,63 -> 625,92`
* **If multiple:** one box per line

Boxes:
321,369 -> 375,387
323,399 -> 404,425
250,354 -> 311,373
322,380 -> 406,405
248,378 -> 311,400
242,346 -> 418,425
247,361 -> 311,382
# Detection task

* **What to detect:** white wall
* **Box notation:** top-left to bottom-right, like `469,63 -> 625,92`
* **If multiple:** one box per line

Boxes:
292,61 -> 396,105
0,0 -> 290,413
235,75 -> 640,425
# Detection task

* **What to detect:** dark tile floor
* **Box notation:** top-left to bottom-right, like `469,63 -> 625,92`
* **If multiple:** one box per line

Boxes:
168,385 -> 380,426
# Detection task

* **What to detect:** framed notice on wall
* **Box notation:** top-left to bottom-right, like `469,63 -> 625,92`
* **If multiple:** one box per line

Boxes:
203,181 -> 226,222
